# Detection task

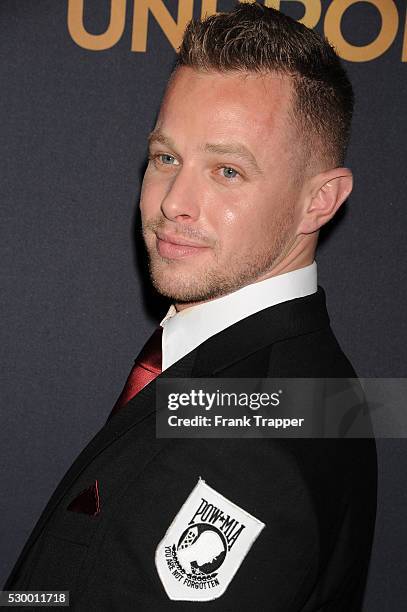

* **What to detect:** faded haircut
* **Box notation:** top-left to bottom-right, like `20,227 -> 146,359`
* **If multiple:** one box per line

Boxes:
174,2 -> 354,172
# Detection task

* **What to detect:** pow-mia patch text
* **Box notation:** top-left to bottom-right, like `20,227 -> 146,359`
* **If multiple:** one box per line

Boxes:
155,478 -> 265,601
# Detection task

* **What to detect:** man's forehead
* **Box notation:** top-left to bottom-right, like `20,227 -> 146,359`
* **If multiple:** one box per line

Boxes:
150,68 -> 295,168
161,67 -> 287,112
159,66 -> 293,132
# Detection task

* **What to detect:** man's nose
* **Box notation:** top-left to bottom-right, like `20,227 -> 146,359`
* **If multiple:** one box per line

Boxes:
160,167 -> 200,222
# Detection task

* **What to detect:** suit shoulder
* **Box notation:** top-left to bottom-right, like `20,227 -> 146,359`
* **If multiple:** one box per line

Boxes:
269,325 -> 357,377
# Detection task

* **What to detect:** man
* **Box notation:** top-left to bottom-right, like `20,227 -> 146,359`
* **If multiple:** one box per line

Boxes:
6,4 -> 377,610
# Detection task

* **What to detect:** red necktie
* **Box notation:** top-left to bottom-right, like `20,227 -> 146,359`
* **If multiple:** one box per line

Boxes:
109,326 -> 163,418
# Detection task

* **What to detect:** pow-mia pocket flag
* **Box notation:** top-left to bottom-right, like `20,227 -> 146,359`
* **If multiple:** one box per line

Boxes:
155,477 -> 265,601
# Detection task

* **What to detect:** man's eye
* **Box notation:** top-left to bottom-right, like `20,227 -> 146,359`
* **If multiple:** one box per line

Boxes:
221,167 -> 239,179
158,154 -> 179,165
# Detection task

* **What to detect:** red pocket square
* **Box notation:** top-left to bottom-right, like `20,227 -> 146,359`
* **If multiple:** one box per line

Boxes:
67,480 -> 100,517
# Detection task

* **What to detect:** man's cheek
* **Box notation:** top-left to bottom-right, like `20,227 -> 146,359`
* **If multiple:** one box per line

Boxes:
141,179 -> 165,211
219,211 -> 255,248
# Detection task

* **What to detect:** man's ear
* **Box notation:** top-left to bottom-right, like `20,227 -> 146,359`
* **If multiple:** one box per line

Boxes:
297,168 -> 353,235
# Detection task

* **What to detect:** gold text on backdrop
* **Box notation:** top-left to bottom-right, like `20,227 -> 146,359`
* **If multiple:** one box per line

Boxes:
67,0 -> 407,61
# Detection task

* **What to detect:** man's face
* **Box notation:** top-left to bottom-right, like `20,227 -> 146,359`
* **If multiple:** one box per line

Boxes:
140,66 -> 303,305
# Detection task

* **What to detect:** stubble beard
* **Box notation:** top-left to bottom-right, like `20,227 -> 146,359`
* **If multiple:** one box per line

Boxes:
142,207 -> 296,305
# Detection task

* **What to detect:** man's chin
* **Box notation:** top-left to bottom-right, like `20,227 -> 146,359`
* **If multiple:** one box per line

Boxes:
150,274 -> 205,303
147,256 -> 208,301
148,263 -> 223,303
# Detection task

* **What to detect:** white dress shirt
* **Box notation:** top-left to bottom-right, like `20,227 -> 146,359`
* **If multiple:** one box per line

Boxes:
159,261 -> 317,371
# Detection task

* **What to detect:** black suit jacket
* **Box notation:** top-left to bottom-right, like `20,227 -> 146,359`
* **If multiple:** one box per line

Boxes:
6,286 -> 377,611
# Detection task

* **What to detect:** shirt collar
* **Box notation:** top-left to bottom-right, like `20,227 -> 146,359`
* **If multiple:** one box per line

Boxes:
160,261 -> 317,371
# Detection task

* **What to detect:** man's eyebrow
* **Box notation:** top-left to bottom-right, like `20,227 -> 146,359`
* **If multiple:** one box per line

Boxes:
147,130 -> 175,150
204,142 -> 262,175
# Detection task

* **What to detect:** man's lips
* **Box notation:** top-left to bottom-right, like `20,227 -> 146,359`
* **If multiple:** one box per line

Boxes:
155,231 -> 210,259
